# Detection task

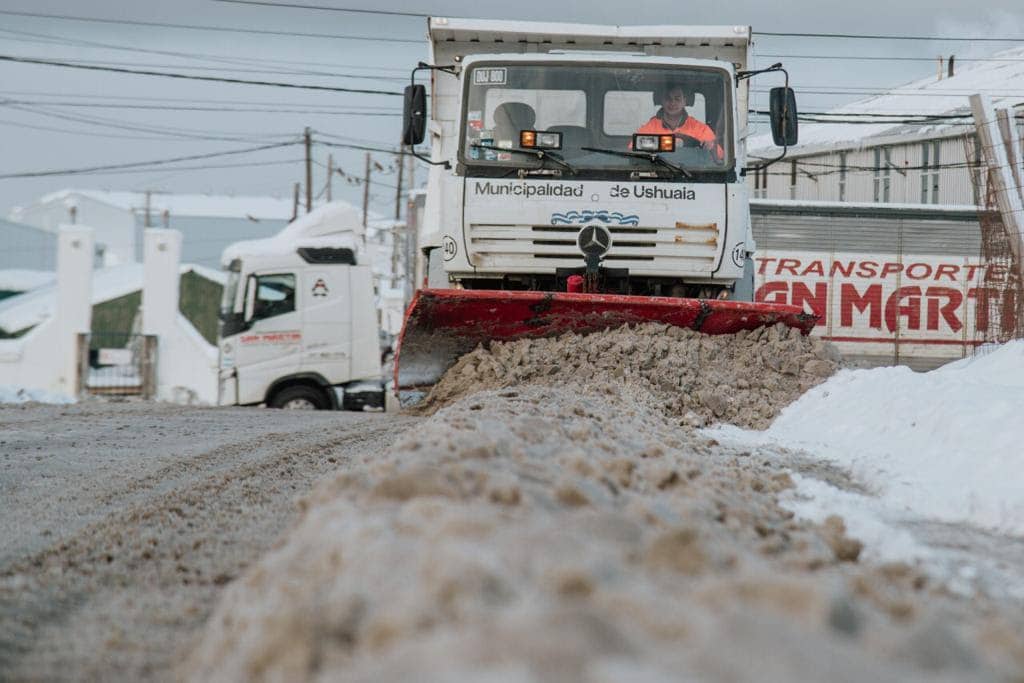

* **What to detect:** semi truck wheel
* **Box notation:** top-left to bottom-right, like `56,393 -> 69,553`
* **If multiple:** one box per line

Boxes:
268,385 -> 326,410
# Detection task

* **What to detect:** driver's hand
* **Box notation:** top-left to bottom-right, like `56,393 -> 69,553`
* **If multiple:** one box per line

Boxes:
700,138 -> 716,151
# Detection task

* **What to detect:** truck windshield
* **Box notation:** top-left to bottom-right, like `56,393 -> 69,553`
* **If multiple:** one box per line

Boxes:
462,63 -> 732,173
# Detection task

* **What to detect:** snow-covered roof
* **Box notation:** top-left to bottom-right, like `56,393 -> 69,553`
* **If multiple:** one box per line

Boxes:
16,189 -> 297,221
222,200 -> 373,265
0,269 -> 55,293
751,46 -> 1024,156
0,263 -> 221,333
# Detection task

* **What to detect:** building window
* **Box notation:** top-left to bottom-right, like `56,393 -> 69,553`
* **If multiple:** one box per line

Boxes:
752,163 -> 767,199
921,140 -> 941,204
920,142 -> 930,204
873,147 -> 891,203
838,151 -> 847,202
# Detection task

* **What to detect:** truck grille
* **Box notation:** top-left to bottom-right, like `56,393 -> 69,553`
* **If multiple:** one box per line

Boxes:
467,223 -> 720,273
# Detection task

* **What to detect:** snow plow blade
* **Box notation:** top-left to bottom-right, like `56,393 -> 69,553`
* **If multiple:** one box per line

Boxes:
394,288 -> 817,397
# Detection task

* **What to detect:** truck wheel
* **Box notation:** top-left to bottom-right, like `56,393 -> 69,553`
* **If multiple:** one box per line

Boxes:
268,385 -> 326,410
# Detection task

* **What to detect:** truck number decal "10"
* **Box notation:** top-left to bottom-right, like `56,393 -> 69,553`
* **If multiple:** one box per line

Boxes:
442,235 -> 458,261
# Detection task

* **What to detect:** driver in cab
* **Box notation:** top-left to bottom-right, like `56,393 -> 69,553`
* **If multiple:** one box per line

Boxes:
636,83 -> 723,161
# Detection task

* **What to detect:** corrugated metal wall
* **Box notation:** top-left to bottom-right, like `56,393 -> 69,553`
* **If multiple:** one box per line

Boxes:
751,201 -> 983,370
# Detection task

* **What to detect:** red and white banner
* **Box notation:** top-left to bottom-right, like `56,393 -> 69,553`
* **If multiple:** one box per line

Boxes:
753,252 -> 1011,362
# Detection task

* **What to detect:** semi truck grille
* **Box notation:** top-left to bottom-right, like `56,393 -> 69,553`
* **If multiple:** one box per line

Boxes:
466,223 -> 720,273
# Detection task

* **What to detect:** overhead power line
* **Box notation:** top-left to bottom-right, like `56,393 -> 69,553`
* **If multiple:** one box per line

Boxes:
212,0 -> 428,17
758,53 -> 1024,63
0,8 -> 422,44
0,141 -> 299,179
0,54 -> 404,96
1,100 -> 401,115
756,30 -> 1024,42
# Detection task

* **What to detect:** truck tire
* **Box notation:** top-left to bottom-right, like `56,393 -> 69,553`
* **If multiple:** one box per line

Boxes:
268,385 -> 326,410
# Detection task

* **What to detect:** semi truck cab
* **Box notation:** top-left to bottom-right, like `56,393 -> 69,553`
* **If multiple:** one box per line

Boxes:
217,244 -> 385,411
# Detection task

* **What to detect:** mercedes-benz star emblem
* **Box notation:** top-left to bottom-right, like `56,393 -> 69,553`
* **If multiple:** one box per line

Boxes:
576,224 -> 612,258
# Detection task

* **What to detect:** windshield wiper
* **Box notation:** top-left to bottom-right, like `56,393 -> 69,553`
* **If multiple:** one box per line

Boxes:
470,143 -> 576,175
580,146 -> 691,179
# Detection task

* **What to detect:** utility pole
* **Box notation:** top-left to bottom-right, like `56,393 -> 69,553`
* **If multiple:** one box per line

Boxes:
362,151 -> 371,228
391,147 -> 406,288
144,190 -> 152,228
393,148 -> 405,220
292,182 -> 300,222
326,154 -> 333,202
304,127 -> 313,213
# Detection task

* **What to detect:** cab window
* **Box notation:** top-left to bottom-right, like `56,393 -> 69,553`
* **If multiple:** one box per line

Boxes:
251,273 -> 296,321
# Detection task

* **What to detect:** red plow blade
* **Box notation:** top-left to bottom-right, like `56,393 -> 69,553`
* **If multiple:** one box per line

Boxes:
394,288 -> 816,392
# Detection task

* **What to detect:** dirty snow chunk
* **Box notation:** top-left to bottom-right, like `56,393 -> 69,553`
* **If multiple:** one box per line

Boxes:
766,340 -> 1024,537
781,474 -> 933,564
416,322 -> 840,430
0,385 -> 75,404
185,386 -> 1021,682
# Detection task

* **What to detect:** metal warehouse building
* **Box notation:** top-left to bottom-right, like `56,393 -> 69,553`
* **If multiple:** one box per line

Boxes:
749,46 -> 1024,207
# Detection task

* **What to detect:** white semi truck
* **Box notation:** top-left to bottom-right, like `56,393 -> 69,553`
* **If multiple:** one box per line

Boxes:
394,18 -> 805,393
216,204 -> 388,410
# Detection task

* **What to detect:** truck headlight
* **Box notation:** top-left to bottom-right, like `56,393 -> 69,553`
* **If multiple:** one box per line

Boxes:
520,130 -> 562,149
633,134 -> 675,152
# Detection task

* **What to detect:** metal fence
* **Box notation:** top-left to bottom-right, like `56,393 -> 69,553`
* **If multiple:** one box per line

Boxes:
77,332 -> 157,398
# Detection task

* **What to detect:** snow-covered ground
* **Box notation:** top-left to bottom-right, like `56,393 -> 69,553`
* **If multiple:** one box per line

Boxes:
715,341 -> 1024,536
709,340 -> 1024,600
0,385 -> 75,404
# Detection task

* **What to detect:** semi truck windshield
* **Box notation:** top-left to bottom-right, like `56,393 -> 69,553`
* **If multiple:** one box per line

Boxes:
462,63 -> 732,172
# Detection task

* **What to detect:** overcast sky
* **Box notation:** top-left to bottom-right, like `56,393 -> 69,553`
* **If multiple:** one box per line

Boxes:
1,0 -> 1023,219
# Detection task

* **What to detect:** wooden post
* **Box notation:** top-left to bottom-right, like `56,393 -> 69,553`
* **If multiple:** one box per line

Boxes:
304,127 -> 313,213
326,154 -> 333,202
996,109 -> 1023,204
971,94 -> 1024,285
362,152 -> 371,228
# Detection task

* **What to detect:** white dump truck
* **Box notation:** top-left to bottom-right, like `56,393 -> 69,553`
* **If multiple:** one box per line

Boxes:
394,18 -> 806,394
217,203 -> 387,410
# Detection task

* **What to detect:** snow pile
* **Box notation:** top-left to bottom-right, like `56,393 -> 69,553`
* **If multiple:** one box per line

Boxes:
185,386 -> 1023,682
0,385 -> 75,404
762,341 -> 1024,537
416,322 -> 841,429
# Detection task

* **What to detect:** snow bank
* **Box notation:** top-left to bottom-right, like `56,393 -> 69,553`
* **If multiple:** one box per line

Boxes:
0,385 -> 75,404
764,341 -> 1024,536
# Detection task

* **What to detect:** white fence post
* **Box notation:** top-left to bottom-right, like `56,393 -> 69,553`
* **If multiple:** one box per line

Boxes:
55,225 -> 94,395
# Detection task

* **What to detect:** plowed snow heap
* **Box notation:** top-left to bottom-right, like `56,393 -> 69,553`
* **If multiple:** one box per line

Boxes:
415,322 -> 840,430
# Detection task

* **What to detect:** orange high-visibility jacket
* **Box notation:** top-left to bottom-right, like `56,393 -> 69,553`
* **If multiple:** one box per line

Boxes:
636,112 -> 723,161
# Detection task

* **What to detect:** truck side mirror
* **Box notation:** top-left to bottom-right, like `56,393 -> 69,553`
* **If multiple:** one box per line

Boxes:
243,275 -> 257,324
769,87 -> 798,147
402,84 -> 427,146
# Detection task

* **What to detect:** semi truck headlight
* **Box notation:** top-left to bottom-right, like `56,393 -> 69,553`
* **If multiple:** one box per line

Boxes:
633,134 -> 675,152
520,130 -> 562,149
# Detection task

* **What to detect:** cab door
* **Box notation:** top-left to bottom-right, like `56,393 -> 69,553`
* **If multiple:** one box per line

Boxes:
234,271 -> 302,404
300,267 -> 353,383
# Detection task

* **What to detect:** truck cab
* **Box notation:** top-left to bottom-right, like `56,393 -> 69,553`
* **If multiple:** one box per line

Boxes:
407,19 -> 795,300
217,207 -> 386,410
